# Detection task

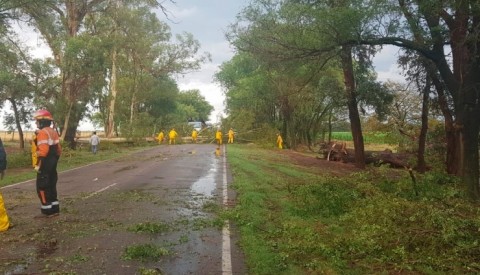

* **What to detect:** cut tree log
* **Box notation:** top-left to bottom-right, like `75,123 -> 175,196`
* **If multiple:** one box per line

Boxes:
318,142 -> 413,169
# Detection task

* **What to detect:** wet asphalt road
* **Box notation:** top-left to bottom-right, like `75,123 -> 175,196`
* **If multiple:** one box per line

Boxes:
0,143 -> 246,274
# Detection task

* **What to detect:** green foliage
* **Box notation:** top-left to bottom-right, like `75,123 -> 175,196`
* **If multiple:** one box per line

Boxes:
228,144 -> 480,274
330,131 -> 391,144
5,147 -> 30,169
127,222 -> 170,234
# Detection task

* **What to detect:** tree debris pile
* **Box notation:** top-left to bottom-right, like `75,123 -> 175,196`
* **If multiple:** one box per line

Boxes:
317,142 -> 413,169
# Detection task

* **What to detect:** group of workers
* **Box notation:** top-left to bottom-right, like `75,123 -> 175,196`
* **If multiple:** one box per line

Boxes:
155,127 -> 236,145
155,127 -> 284,149
1,109 -> 62,233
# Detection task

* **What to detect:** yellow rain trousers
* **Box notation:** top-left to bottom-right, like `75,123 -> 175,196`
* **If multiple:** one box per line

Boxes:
0,192 -> 9,232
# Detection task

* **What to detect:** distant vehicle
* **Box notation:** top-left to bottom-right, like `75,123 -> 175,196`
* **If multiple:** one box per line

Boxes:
187,121 -> 203,132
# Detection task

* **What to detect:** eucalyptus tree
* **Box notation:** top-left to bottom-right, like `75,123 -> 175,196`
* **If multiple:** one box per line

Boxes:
87,3 -> 209,137
0,35 -> 39,148
11,0 -> 177,147
177,89 -> 213,122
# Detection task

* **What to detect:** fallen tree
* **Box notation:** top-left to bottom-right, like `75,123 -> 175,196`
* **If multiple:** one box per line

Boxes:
317,142 -> 415,169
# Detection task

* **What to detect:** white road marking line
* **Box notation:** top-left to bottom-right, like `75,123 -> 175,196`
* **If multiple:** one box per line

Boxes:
83,183 -> 118,199
222,144 -> 233,275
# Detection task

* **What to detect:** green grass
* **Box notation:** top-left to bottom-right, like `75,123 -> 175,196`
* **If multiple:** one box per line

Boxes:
331,131 -> 390,144
122,244 -> 170,262
227,144 -> 480,274
127,222 -> 171,234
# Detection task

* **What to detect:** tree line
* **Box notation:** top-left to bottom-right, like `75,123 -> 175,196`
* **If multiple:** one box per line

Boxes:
214,0 -> 480,200
0,0 -> 213,148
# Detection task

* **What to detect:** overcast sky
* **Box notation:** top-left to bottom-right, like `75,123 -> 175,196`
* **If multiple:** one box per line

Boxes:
158,1 -> 247,123
4,1 -> 404,130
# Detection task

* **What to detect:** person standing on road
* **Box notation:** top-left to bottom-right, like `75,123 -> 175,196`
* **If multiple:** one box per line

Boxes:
215,129 -> 223,145
0,138 -> 10,232
169,128 -> 178,145
191,129 -> 198,143
157,130 -> 165,144
33,109 -> 62,218
228,128 -> 234,144
276,133 -> 283,149
90,131 -> 100,154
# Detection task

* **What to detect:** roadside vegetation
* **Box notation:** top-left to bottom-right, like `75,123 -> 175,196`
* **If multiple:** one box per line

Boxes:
226,144 -> 480,274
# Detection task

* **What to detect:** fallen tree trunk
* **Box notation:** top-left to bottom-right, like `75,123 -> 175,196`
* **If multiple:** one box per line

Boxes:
318,142 -> 413,169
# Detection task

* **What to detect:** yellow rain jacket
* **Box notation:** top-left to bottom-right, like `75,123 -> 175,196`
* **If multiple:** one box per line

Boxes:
276,134 -> 283,149
0,192 -> 9,232
215,130 -> 223,145
191,130 -> 198,143
169,129 -> 178,145
157,131 -> 164,144
31,133 -> 38,167
228,129 -> 234,144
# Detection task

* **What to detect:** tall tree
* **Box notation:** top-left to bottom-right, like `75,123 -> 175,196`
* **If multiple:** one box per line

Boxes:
177,89 -> 213,122
14,0 -> 178,147
0,35 -> 37,148
358,0 -> 480,199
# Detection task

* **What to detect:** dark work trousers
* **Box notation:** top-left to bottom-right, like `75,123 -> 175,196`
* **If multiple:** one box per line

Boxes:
36,148 -> 59,215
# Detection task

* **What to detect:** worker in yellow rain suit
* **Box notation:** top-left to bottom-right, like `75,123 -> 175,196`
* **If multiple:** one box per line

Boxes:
156,130 -> 165,144
169,128 -> 178,145
0,193 -> 9,232
31,130 -> 38,167
191,129 -> 198,143
0,138 -> 9,232
228,128 -> 235,144
215,129 -> 223,145
276,133 -> 283,149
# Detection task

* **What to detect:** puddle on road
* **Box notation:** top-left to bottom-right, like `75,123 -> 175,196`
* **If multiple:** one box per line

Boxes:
176,158 -> 220,215
190,158 -> 219,198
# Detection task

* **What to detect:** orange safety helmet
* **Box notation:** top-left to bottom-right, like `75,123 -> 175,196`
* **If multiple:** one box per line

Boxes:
33,109 -> 54,121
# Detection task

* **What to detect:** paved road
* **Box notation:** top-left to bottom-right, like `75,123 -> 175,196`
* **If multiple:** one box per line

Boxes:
0,144 -> 245,274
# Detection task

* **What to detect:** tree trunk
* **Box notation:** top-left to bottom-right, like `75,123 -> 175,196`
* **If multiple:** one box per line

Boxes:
431,73 -> 460,175
61,101 -> 73,141
417,77 -> 430,173
8,98 -> 25,149
340,45 -> 365,168
462,104 -> 480,199
63,103 -> 85,149
106,48 -> 118,138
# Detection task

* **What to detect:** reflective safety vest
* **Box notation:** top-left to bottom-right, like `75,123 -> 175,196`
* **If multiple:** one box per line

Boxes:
36,127 -> 62,159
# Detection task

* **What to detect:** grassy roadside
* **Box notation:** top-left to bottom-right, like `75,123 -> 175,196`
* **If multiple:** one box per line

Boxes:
1,141 -> 155,188
226,144 -> 480,274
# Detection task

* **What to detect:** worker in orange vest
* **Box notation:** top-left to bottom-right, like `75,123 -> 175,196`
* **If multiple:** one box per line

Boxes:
33,109 -> 62,218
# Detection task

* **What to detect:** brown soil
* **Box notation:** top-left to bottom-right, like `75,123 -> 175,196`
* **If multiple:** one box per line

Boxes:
278,147 -> 362,176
